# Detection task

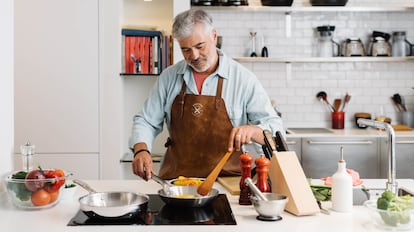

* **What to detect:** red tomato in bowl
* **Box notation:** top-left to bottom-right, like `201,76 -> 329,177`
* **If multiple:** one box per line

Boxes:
44,169 -> 65,193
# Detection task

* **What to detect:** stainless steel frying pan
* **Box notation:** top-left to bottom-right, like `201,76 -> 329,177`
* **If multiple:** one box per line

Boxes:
151,174 -> 219,207
73,179 -> 149,219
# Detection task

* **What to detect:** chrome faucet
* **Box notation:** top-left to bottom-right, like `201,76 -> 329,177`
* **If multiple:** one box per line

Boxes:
357,118 -> 398,195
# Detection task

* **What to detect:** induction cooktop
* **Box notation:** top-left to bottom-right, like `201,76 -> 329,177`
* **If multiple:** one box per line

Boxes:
67,194 -> 237,226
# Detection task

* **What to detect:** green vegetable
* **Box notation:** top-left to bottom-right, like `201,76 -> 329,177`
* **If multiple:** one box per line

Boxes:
310,185 -> 332,202
64,183 -> 76,188
376,190 -> 414,227
7,171 -> 31,201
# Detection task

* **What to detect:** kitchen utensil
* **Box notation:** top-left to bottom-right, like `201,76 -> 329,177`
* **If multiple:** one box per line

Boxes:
316,91 -> 335,112
152,174 -> 218,207
317,201 -> 330,215
261,0 -> 293,6
332,111 -> 345,129
392,31 -> 413,57
73,179 -> 149,219
342,37 -> 365,56
340,93 -> 351,112
333,98 -> 342,112
245,177 -> 268,201
310,0 -> 347,6
370,37 -> 392,57
316,25 -> 340,57
397,112 -> 414,128
249,32 -> 258,57
197,151 -> 232,196
151,174 -> 175,196
392,93 -> 407,112
250,192 -> 288,220
158,186 -> 219,207
367,31 -> 391,57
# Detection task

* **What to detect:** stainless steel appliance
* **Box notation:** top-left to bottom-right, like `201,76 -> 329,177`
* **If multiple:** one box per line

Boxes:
341,37 -> 365,56
392,31 -> 413,57
316,25 -> 340,57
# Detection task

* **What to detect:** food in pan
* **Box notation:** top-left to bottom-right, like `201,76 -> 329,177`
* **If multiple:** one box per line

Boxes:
171,176 -> 204,186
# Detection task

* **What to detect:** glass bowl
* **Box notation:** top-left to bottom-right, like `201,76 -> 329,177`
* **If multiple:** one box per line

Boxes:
4,169 -> 67,210
364,199 -> 414,231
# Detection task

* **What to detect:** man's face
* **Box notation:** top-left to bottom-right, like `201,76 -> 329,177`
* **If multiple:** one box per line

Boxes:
178,23 -> 218,74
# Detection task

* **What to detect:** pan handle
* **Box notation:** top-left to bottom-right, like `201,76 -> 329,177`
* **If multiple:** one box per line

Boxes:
73,179 -> 97,193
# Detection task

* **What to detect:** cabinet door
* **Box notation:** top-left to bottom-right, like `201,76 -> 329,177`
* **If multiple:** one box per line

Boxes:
14,0 -> 99,153
380,137 -> 414,179
301,137 -> 379,179
286,137 -> 301,161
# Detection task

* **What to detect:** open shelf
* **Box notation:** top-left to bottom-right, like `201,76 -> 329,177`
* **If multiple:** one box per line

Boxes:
233,56 -> 414,63
192,5 -> 414,13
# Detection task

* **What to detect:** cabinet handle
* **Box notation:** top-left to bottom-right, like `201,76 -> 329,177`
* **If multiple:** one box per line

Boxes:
396,140 -> 414,144
286,140 -> 297,145
307,140 -> 373,145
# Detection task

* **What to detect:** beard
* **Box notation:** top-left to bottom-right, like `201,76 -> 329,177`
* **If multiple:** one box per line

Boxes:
187,55 -> 215,73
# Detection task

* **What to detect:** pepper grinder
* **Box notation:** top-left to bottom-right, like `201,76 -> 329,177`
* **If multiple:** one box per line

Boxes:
255,154 -> 271,193
249,32 -> 258,57
239,151 -> 253,205
331,146 -> 353,212
20,141 -> 35,172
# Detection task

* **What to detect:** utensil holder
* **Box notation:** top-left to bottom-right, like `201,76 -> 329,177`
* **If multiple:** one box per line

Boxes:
397,112 -> 414,128
332,112 -> 345,129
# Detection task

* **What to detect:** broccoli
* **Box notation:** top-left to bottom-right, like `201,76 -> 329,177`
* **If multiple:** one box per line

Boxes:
376,190 -> 414,227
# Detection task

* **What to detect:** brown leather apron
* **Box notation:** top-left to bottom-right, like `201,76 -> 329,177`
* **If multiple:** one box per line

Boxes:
158,77 -> 241,179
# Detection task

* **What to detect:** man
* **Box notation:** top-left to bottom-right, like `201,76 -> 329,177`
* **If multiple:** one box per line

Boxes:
129,9 -> 283,180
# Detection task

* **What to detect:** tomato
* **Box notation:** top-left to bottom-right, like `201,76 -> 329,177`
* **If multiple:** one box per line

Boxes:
31,189 -> 51,206
44,169 -> 65,193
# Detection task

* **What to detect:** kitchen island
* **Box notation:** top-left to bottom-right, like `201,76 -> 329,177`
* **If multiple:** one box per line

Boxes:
1,179 -> 413,232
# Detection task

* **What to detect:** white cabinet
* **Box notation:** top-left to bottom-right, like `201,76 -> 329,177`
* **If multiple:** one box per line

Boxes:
301,137 -> 379,179
14,0 -> 99,178
380,137 -> 414,179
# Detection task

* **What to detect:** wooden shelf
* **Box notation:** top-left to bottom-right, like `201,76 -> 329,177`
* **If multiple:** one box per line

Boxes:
192,5 -> 414,13
233,56 -> 414,63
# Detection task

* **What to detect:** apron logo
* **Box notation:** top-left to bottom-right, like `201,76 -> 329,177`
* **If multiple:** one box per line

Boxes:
192,103 -> 203,117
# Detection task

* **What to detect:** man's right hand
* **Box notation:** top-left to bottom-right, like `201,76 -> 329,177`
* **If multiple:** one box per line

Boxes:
132,149 -> 154,181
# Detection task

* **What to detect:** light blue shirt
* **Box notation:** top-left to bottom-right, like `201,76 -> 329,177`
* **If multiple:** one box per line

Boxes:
129,51 -> 284,151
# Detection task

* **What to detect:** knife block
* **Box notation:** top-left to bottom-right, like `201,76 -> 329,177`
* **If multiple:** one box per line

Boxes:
269,151 -> 319,216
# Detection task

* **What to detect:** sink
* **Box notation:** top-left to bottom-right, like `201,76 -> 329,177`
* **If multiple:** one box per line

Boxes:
286,127 -> 334,134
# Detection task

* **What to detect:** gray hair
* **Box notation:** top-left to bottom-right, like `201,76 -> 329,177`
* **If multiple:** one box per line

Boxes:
172,9 -> 214,40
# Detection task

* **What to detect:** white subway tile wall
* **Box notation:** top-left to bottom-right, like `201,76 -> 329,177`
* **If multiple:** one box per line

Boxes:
204,0 -> 414,128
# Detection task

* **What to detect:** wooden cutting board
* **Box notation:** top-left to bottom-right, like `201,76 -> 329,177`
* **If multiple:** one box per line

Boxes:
217,176 -> 241,195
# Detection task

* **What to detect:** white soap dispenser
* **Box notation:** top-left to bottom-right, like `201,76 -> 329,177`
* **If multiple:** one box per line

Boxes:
331,146 -> 353,212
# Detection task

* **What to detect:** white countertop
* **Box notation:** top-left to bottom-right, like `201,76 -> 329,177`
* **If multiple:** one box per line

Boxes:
1,179 -> 414,232
286,128 -> 414,138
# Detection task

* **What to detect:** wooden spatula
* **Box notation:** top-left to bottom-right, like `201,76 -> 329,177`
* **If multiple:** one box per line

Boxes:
197,151 -> 233,196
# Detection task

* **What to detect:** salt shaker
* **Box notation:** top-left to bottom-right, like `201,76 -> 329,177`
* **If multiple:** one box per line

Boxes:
331,146 -> 353,212
239,151 -> 253,205
20,141 -> 35,172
